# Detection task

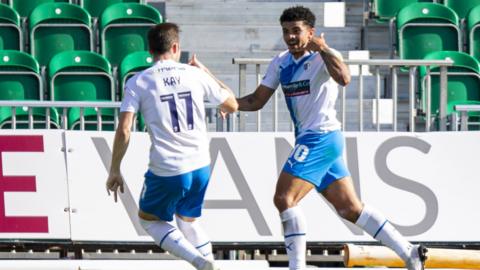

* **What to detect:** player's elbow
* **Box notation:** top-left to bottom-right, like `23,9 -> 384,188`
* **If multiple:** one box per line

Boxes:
116,124 -> 131,138
337,74 -> 351,87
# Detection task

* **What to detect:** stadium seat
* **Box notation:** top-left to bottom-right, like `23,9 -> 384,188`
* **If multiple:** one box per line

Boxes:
467,5 -> 480,61
29,3 -> 93,67
443,0 -> 480,20
7,0 -> 71,18
118,50 -> 153,95
119,51 -> 153,131
79,0 -> 143,18
419,51 -> 480,124
48,50 -> 115,130
396,3 -> 460,60
0,50 -> 59,128
0,4 -> 22,51
100,3 -> 162,67
370,0 -> 434,22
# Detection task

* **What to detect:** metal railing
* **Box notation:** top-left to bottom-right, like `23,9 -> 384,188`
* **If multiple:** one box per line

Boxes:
232,58 -> 454,132
451,104 -> 480,131
0,57 -> 467,133
0,100 -> 222,131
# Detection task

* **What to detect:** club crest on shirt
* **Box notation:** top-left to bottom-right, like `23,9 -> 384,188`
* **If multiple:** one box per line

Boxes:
282,80 -> 310,97
303,62 -> 311,71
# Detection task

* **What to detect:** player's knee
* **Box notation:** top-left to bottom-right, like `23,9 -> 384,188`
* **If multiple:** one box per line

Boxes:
273,193 -> 295,212
139,217 -> 155,232
336,205 -> 362,222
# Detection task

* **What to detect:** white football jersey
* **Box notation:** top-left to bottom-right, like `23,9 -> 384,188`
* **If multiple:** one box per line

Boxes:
261,50 -> 342,137
121,59 -> 229,176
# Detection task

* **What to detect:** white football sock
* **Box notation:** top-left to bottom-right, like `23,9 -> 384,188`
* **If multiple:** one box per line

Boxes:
280,206 -> 307,270
176,216 -> 214,260
355,205 -> 413,261
140,218 -> 207,269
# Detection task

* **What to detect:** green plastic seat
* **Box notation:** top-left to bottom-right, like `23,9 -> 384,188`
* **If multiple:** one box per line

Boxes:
48,50 -> 115,130
0,50 -> 59,128
29,2 -> 93,67
79,0 -> 142,18
419,51 -> 480,122
119,51 -> 153,95
444,0 -> 480,19
397,3 -> 460,60
0,4 -> 22,51
370,0 -> 433,22
119,51 -> 153,131
100,3 -> 161,67
7,0 -> 71,18
467,5 -> 480,62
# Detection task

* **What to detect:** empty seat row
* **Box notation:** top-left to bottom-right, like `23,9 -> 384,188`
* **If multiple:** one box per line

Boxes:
418,51 -> 480,125
0,2 -> 162,66
0,50 -> 154,130
1,0 -> 144,18
371,0 -> 480,21
372,2 -> 480,127
394,3 -> 480,61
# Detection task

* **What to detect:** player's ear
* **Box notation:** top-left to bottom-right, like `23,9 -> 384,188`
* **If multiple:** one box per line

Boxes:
309,26 -> 315,38
171,42 -> 179,54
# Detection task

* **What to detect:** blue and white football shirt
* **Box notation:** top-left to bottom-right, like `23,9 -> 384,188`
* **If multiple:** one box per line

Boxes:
261,50 -> 342,137
121,59 -> 229,176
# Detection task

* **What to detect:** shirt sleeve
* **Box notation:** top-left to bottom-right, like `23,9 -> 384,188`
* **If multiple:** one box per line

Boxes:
120,83 -> 140,113
260,55 -> 281,90
198,69 -> 230,106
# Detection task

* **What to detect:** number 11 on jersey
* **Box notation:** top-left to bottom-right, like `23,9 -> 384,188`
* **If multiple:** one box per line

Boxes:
160,91 -> 194,132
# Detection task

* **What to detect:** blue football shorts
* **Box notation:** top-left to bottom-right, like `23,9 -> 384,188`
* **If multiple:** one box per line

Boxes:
282,130 -> 351,192
139,165 -> 211,221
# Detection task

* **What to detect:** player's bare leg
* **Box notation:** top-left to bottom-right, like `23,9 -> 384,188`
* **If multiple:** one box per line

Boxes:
274,171 -> 314,270
322,177 -> 427,270
320,176 -> 362,222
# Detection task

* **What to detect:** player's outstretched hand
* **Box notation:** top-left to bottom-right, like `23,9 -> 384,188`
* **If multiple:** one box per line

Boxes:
106,172 -> 124,203
188,54 -> 208,72
305,33 -> 329,52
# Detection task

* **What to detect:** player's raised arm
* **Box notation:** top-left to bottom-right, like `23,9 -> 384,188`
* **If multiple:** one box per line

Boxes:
306,33 -> 351,86
189,54 -> 238,113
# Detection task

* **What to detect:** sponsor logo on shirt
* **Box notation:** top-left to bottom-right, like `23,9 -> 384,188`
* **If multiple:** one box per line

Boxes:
282,80 -> 310,97
155,66 -> 186,73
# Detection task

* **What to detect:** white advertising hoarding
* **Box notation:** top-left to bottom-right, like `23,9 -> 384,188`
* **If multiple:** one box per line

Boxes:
64,131 -> 480,242
0,131 -> 479,242
64,131 -> 151,242
0,130 -> 70,239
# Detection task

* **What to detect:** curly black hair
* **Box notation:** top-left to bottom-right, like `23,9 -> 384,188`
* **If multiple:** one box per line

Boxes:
279,6 -> 316,28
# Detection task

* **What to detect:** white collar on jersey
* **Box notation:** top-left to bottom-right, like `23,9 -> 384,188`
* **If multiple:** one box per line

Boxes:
291,50 -> 315,64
